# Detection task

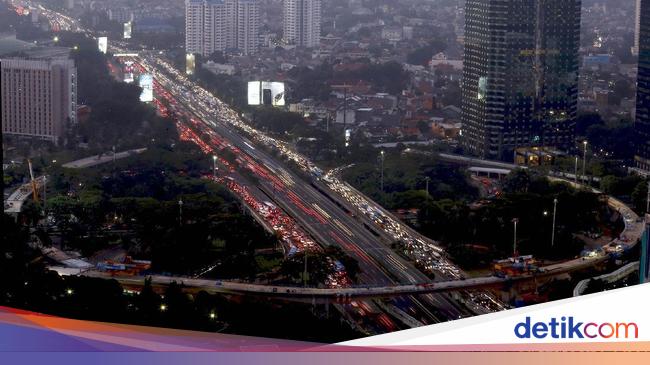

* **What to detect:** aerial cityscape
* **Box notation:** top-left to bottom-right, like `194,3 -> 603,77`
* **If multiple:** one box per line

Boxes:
1,0 -> 649,342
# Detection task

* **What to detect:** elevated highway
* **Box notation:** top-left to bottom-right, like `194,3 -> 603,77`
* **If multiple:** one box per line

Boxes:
82,253 -> 608,303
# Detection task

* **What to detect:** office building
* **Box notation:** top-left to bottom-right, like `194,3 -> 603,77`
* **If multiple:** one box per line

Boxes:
634,0 -> 642,56
1,58 -> 77,144
185,0 -> 259,57
461,0 -> 580,160
283,0 -> 321,48
636,0 -> 650,172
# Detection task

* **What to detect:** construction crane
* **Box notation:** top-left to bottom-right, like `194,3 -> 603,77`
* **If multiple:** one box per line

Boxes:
27,159 -> 39,204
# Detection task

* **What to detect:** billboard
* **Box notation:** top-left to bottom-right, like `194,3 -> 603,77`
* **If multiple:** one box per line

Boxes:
123,22 -> 132,39
247,81 -> 286,107
124,60 -> 134,83
185,53 -> 195,75
139,74 -> 153,102
97,36 -> 108,54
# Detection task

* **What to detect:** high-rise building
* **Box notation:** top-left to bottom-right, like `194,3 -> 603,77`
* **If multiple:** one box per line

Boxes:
185,0 -> 259,57
636,0 -> 650,172
107,8 -> 134,23
633,0 -> 642,56
283,0 -> 321,48
1,58 -> 77,144
236,0 -> 260,56
461,0 -> 580,161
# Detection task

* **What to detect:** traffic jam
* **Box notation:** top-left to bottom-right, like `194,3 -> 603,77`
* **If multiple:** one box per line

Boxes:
114,56 -> 351,290
161,54 -> 501,307
112,52 -> 502,323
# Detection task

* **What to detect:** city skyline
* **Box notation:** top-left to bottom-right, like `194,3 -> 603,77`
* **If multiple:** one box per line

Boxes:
0,0 -> 648,346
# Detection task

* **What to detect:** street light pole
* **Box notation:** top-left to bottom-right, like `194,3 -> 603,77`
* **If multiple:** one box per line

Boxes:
574,156 -> 578,184
42,176 -> 47,217
425,176 -> 431,216
380,150 -> 385,195
513,218 -> 519,258
582,140 -> 588,183
212,155 -> 217,179
303,251 -> 308,288
425,177 -> 430,197
178,199 -> 183,225
551,198 -> 558,247
646,181 -> 649,214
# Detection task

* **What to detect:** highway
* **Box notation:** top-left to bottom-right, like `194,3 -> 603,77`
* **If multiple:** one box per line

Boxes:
142,56 -> 474,323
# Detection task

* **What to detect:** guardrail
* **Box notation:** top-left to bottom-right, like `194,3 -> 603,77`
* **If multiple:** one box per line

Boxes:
573,261 -> 640,297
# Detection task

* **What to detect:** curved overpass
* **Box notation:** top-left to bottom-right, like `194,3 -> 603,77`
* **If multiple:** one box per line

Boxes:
83,253 -> 608,301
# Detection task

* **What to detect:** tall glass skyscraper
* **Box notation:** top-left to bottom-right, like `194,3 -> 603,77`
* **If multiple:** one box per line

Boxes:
636,0 -> 650,172
641,223 -> 649,284
461,0 -> 580,161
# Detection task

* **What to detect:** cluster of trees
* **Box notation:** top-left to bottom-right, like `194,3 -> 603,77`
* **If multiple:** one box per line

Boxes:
346,160 -> 616,268
250,107 -> 307,134
287,60 -> 411,102
406,38 -> 448,66
279,246 -> 361,286
287,63 -> 334,102
43,146 -> 277,276
418,170 -> 616,267
343,151 -> 479,209
194,66 -> 248,110
32,31 -> 179,152
337,61 -> 410,95
600,175 -> 649,214
1,215 -> 360,341
575,113 -> 636,160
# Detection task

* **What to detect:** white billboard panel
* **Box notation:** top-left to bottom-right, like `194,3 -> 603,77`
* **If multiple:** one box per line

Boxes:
185,53 -> 196,75
247,81 -> 286,107
248,81 -> 261,105
124,61 -> 134,83
97,36 -> 108,54
139,74 -> 153,102
123,22 -> 132,39
270,82 -> 286,106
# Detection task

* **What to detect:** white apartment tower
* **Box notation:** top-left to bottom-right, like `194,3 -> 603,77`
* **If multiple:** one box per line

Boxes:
283,0 -> 321,48
1,58 -> 77,144
237,0 -> 260,56
185,0 -> 259,56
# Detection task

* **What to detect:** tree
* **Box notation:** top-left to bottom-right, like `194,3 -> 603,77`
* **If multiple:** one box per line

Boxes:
137,277 -> 162,323
406,39 -> 448,66
503,169 -> 531,193
631,180 -> 649,214
576,113 -> 604,136
280,252 -> 331,286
